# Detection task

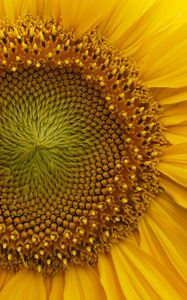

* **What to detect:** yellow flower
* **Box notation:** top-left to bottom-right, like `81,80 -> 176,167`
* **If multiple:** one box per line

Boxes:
0,0 -> 187,299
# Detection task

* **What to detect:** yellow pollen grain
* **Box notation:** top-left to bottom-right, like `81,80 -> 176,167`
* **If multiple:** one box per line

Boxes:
72,250 -> 77,256
121,198 -> 128,204
3,243 -> 7,249
104,231 -> 110,237
8,254 -> 12,261
37,265 -> 42,273
57,253 -> 62,260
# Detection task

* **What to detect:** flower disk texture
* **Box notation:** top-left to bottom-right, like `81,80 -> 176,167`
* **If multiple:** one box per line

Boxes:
0,17 -> 166,274
0,0 -> 187,300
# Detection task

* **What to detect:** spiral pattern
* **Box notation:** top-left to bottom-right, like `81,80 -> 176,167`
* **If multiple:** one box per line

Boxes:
0,16 -> 166,275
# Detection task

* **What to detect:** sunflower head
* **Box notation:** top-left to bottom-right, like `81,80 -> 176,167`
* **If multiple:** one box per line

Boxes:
0,12 -> 167,275
0,1 -> 186,300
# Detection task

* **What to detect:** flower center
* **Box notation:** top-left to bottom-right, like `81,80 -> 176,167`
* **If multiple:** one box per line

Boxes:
0,16 -> 166,275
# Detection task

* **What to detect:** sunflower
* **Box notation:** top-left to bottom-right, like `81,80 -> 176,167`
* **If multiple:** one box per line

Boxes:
0,0 -> 187,299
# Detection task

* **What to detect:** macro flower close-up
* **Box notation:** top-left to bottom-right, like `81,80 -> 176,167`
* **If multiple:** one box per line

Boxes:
0,0 -> 187,299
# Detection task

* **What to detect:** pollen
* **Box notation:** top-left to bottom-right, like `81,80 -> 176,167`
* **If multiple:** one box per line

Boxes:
0,16 -> 167,275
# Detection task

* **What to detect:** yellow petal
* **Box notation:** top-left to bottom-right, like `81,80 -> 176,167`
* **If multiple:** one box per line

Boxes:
111,240 -> 187,299
152,87 -> 187,105
41,0 -> 61,20
63,266 -> 107,300
161,101 -> 187,125
19,0 -> 37,17
141,23 -> 187,88
133,17 -> 187,64
0,2 -> 6,19
48,274 -> 64,300
139,193 -> 187,282
41,0 -> 119,34
1,0 -> 38,20
36,0 -> 46,18
0,270 -> 14,292
160,142 -> 187,163
159,143 -> 187,187
159,161 -> 187,187
165,125 -> 187,145
101,0 -> 155,44
2,0 -> 21,21
130,24 -> 178,63
102,0 -> 187,58
160,176 -> 187,208
98,254 -> 126,300
44,277 -> 51,299
0,270 -> 46,300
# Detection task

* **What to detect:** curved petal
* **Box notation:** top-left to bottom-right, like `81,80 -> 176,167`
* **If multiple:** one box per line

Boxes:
102,0 -> 187,58
2,0 -> 21,21
152,87 -> 187,105
98,254 -> 126,300
159,161 -> 187,187
165,125 -> 187,145
139,193 -> 187,282
159,143 -> 187,187
100,0 -> 156,43
161,176 -> 187,208
63,266 -> 107,300
0,2 -> 6,19
0,270 -> 46,300
141,23 -> 187,88
40,0 -> 61,20
111,240 -> 187,300
1,0 -> 38,20
18,0 -> 37,17
161,101 -> 187,125
0,270 -> 14,292
44,277 -> 51,300
160,142 -> 187,163
41,0 -> 119,34
48,274 -> 64,300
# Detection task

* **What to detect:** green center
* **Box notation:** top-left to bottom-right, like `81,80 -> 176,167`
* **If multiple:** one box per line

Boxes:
0,68 -> 104,197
